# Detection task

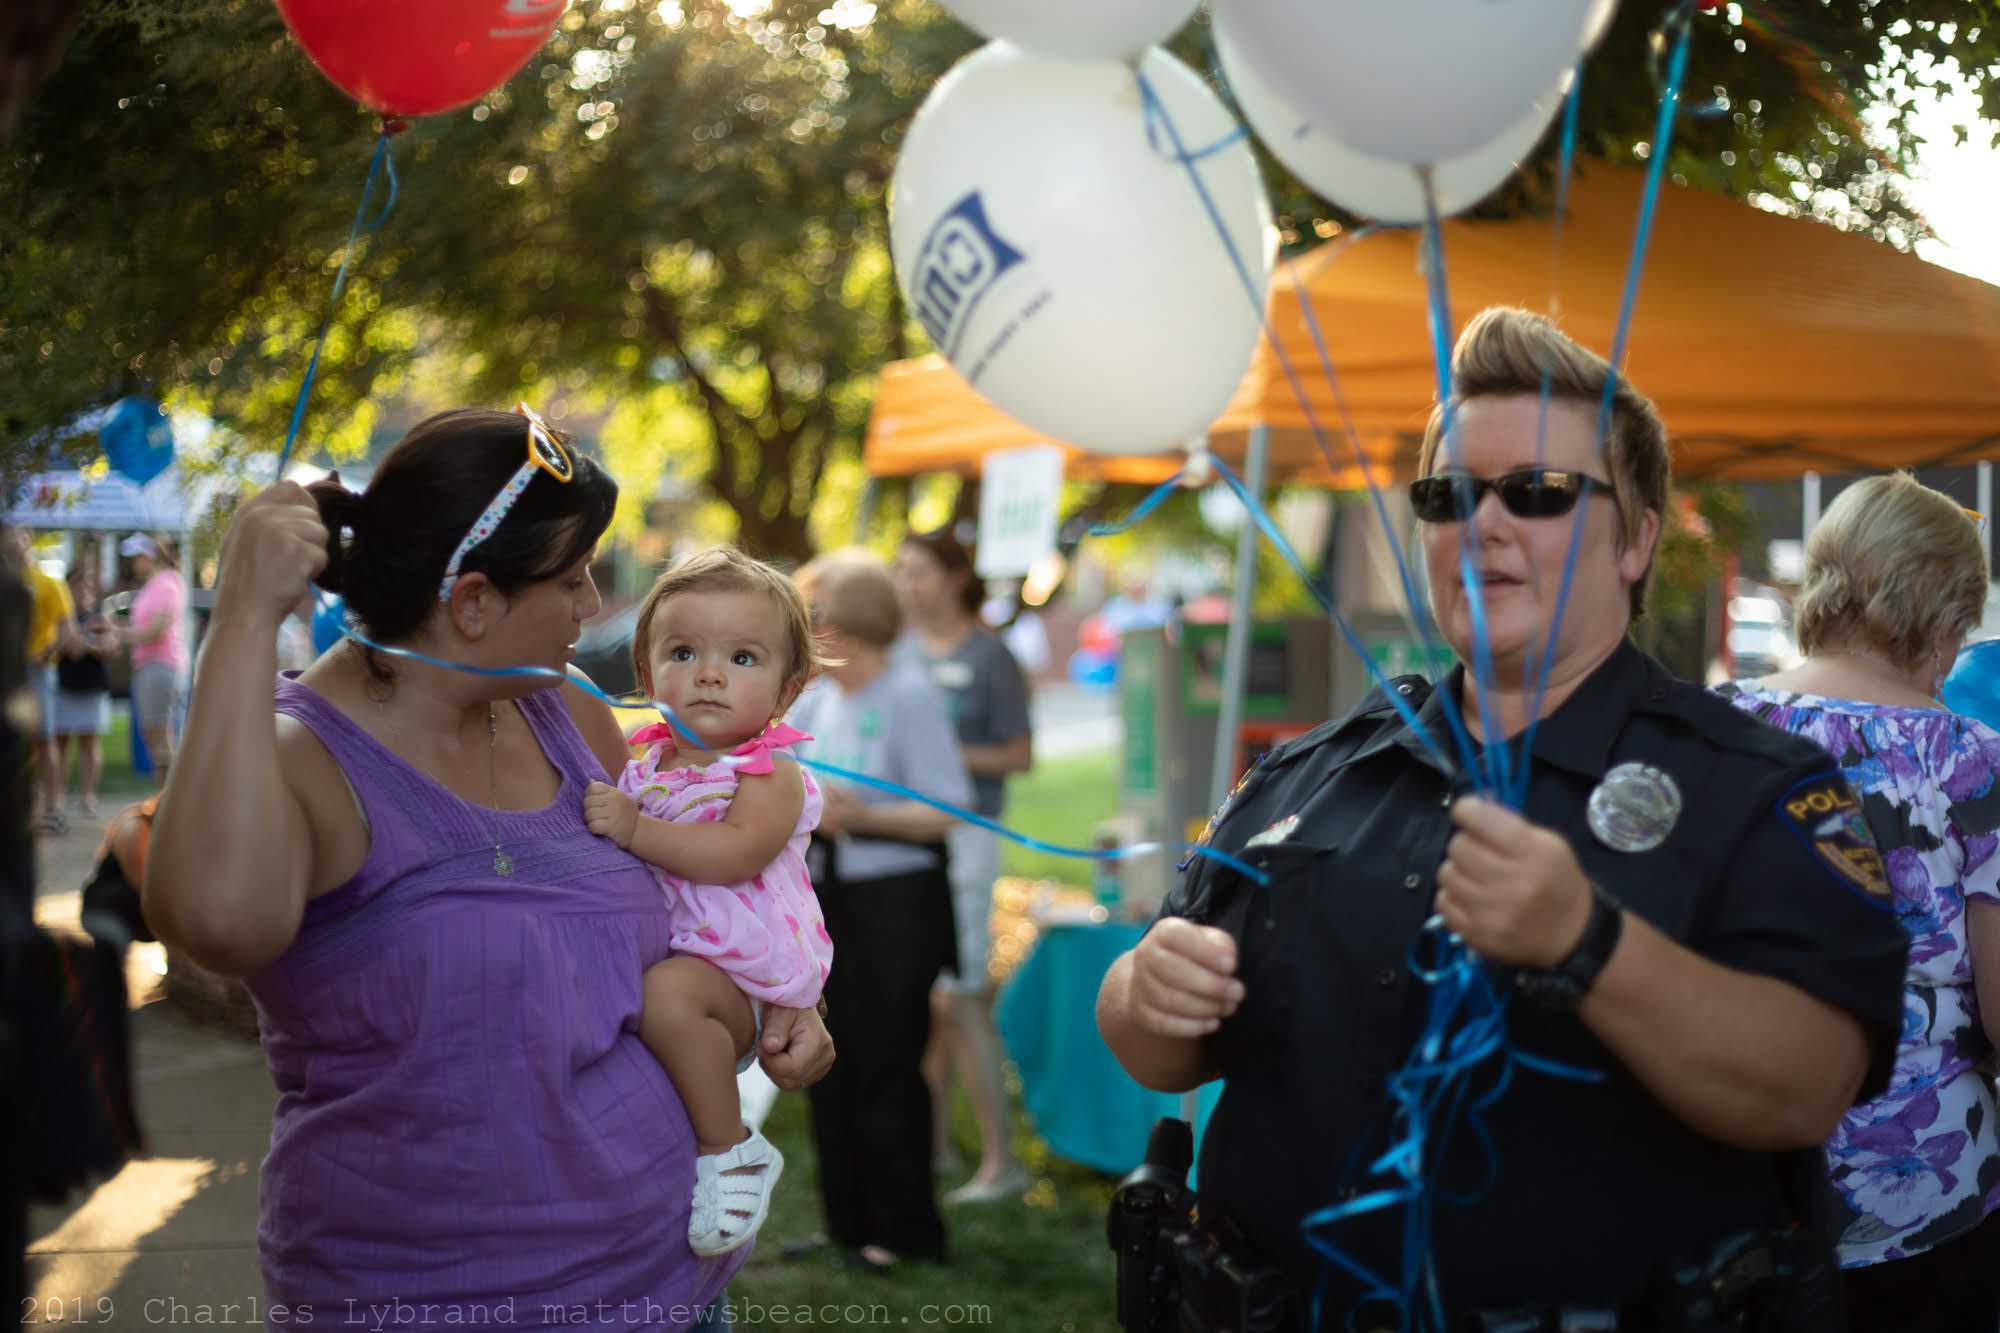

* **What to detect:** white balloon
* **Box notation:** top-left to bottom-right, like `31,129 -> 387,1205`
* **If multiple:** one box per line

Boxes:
1583,0 -> 1620,52
1214,0 -> 1604,165
936,0 -> 1198,62
890,43 -> 1272,456
1215,10 -> 1562,224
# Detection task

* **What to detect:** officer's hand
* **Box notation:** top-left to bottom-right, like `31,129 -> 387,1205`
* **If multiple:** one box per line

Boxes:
216,482 -> 328,629
1128,917 -> 1245,1039
1436,795 -> 1593,968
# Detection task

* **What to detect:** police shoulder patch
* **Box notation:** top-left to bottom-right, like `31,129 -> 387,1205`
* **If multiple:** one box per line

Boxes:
1178,762 -> 1263,872
1774,772 -> 1890,904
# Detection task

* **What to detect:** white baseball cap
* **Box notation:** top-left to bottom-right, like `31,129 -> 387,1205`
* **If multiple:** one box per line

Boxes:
118,534 -> 163,561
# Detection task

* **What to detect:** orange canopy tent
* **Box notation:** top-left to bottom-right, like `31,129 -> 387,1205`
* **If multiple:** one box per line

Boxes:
862,164 -> 2000,486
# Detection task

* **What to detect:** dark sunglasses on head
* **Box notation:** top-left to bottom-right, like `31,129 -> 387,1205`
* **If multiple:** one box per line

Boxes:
1408,467 -> 1615,523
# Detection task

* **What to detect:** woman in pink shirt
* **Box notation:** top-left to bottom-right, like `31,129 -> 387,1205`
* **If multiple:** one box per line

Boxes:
122,533 -> 187,787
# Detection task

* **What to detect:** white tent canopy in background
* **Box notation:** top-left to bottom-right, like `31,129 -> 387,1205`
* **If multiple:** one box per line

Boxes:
5,467 -> 191,532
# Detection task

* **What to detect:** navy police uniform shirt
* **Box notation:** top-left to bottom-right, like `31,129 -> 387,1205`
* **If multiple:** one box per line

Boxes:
1159,639 -> 1908,1321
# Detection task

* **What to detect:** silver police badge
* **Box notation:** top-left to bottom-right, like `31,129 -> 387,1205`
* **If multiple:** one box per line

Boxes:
1587,762 -> 1682,853
1244,812 -> 1301,849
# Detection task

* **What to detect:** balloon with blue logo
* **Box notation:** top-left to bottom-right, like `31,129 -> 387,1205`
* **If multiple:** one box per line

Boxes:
99,396 -> 176,486
1942,639 -> 2000,734
889,42 -> 1272,456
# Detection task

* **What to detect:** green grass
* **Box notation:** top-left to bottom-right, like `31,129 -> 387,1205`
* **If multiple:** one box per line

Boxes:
723,746 -> 1130,1329
997,748 -> 1121,887
739,1086 -> 1120,1333
48,703 -> 154,805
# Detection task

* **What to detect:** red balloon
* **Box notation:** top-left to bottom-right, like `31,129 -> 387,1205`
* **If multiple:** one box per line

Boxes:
276,0 -> 568,118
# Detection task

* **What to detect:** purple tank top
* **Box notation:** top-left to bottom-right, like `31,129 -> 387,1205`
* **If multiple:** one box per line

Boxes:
251,678 -> 746,1329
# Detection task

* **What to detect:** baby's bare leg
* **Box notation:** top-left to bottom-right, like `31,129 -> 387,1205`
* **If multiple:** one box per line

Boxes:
639,956 -> 758,1156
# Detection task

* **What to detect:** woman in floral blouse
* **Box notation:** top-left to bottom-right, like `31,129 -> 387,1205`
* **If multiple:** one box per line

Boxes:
1719,471 -> 2000,1331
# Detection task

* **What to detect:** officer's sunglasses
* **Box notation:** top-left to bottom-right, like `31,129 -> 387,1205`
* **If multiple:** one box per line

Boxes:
1408,467 -> 1616,524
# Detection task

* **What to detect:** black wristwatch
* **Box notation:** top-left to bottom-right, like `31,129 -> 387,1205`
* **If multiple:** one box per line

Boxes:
1515,881 -> 1624,1011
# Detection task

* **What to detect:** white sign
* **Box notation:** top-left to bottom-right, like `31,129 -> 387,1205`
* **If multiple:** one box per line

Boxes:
5,467 -> 190,532
976,445 -> 1065,577
1766,540 -> 1805,585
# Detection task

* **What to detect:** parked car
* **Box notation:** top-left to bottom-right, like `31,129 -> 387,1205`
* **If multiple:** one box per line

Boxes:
1726,589 -> 1801,679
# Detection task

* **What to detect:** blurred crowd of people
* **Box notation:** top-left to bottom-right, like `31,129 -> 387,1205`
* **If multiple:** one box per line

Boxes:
6,529 -> 188,833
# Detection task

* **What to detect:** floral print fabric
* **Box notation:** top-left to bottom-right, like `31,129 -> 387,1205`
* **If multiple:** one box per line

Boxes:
617,740 -> 832,1008
1719,682 -> 2000,1266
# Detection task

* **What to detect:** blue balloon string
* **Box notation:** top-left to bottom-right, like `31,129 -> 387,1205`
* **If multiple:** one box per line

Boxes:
276,129 -> 401,478
1282,251 -> 1459,694
1300,923 -> 1602,1332
1508,68 -> 1587,805
1416,176 -> 1508,801
322,612 -> 1269,887
1133,70 -> 1484,785
1509,8 -> 1692,809
1296,19 -> 1686,1328
1086,469 -> 1185,537
1141,112 -> 1249,166
1185,44 -> 1490,773
1203,455 -> 1451,768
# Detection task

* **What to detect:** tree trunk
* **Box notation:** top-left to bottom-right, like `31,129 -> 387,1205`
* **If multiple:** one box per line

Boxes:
0,0 -> 85,144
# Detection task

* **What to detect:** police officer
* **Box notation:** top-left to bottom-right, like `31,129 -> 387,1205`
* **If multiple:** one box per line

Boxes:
1097,308 -> 1908,1329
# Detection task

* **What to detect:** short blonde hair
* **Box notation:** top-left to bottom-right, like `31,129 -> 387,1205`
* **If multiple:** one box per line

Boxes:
796,549 -> 902,649
1418,307 -> 1672,619
632,546 -> 831,706
1794,472 -> 1988,667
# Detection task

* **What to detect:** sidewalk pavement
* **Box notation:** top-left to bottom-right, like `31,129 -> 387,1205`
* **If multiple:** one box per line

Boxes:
26,813 -> 276,1328
1028,680 -> 1120,759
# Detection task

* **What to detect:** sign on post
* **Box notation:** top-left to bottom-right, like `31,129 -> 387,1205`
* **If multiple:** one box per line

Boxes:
975,444 -> 1064,577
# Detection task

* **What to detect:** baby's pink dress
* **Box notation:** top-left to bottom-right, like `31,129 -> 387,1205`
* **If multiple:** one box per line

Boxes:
616,722 -> 831,1008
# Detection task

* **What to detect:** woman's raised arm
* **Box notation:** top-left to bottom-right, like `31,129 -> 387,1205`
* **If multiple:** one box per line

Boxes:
144,483 -> 328,977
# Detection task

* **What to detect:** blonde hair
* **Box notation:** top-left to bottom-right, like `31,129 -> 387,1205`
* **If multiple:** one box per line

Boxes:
1794,472 -> 1988,668
632,546 -> 831,707
1418,307 -> 1672,619
795,549 -> 902,649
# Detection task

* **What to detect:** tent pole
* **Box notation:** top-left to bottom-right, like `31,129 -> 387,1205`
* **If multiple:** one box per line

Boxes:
852,477 -> 880,545
1980,463 -> 1993,567
1802,471 -> 1821,544
1182,426 -> 1268,1130
1208,426 -> 1271,820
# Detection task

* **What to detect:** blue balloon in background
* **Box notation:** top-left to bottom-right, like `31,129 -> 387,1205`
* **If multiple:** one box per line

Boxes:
100,396 -> 175,486
1942,639 -> 2000,733
310,596 -> 349,656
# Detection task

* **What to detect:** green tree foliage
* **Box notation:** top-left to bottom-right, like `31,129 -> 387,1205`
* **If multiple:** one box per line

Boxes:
4,1 -> 1996,557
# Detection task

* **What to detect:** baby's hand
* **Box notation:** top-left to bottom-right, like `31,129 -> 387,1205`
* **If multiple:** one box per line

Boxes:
583,781 -> 639,850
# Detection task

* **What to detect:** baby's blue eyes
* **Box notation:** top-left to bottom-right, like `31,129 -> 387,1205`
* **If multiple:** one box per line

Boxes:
665,646 -> 759,667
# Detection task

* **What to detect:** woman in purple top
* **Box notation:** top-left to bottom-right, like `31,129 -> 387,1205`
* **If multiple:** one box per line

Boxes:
1720,472 -> 2000,1332
144,408 -> 834,1331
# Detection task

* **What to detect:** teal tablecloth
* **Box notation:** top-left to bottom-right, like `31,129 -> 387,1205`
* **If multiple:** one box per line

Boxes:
996,920 -> 1220,1177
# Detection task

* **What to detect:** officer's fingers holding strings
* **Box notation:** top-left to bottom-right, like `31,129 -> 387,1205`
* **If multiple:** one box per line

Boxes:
1439,822 -> 1516,898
